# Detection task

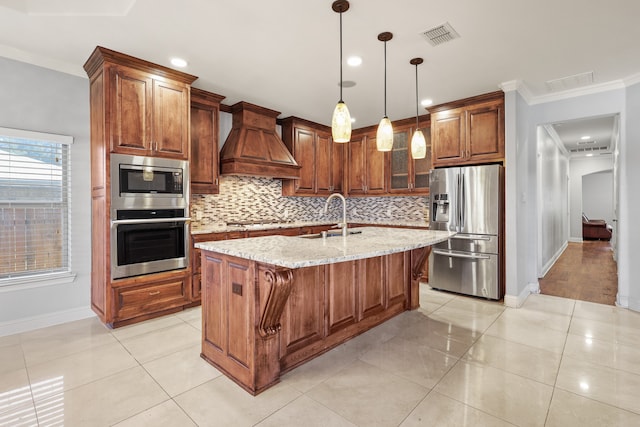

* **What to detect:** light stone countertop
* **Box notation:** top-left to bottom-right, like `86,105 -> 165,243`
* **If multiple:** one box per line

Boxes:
195,227 -> 454,269
191,220 -> 429,235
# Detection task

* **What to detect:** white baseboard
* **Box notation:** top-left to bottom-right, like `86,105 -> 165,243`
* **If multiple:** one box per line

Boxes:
0,306 -> 96,337
616,293 -> 629,308
504,283 -> 537,308
540,241 -> 568,277
568,237 -> 583,243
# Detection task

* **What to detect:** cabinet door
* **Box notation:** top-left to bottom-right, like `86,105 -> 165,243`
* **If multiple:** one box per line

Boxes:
412,126 -> 432,193
280,266 -> 324,355
365,134 -> 387,194
358,257 -> 385,320
110,65 -> 152,154
467,101 -> 504,162
346,134 -> 367,196
292,127 -> 316,194
431,107 -> 466,166
153,79 -> 190,159
389,129 -> 410,193
190,97 -> 220,194
331,139 -> 344,194
316,130 -> 332,194
326,261 -> 357,334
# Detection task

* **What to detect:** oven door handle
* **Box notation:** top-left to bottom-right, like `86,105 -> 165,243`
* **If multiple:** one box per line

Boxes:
111,217 -> 192,227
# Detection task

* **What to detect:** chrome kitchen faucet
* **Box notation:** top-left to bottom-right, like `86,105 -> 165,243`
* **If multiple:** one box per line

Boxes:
324,193 -> 348,237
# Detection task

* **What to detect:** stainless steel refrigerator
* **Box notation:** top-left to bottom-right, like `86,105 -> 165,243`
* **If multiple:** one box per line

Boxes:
428,164 -> 503,299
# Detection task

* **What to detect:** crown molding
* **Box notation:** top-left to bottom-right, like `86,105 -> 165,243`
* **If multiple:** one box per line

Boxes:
624,72 -> 640,87
501,78 -> 630,106
0,44 -> 86,78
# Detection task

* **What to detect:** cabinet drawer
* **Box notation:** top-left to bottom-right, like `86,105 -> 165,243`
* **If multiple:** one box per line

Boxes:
115,280 -> 188,320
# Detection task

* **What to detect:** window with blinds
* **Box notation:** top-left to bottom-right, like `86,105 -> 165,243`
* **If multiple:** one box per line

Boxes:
0,127 -> 72,282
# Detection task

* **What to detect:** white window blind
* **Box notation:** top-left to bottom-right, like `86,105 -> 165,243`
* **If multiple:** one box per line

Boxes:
0,127 -> 72,282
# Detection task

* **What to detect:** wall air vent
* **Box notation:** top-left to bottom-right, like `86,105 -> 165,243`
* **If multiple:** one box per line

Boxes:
421,22 -> 460,46
576,140 -> 596,146
545,71 -> 594,92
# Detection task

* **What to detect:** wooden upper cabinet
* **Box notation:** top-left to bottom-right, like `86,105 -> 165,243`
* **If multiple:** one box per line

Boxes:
467,101 -> 504,162
107,63 -> 192,159
110,66 -> 152,153
347,131 -> 386,196
84,46 -> 197,163
281,117 -> 344,196
153,79 -> 191,158
190,88 -> 225,194
388,119 -> 431,195
431,91 -> 504,167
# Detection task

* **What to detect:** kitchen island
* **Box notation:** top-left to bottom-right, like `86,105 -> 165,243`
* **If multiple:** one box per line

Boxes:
196,227 -> 454,394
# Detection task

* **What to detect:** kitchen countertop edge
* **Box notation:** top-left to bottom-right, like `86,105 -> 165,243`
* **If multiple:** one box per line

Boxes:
195,227 -> 453,269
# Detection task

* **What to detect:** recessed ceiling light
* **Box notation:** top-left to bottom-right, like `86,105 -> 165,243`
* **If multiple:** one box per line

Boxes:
585,153 -> 594,157
171,57 -> 188,68
581,135 -> 591,140
421,99 -> 433,107
347,56 -> 362,66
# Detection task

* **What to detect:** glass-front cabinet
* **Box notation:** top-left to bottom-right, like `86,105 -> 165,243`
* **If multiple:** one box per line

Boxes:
388,122 -> 431,195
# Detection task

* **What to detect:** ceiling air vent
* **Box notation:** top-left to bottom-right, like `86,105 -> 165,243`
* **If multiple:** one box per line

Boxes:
421,22 -> 460,46
545,71 -> 594,92
570,146 -> 609,153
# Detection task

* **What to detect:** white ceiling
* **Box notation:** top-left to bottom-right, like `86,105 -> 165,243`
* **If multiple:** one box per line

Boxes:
0,0 -> 639,135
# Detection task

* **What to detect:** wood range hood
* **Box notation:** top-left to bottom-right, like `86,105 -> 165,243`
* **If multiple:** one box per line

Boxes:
220,101 -> 301,179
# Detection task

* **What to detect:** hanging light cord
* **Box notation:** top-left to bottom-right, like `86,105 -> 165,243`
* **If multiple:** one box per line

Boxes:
414,62 -> 419,128
383,40 -> 388,118
339,10 -> 343,103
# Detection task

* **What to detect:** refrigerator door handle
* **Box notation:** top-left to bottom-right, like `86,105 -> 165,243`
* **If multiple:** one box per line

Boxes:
460,173 -> 466,230
456,173 -> 461,232
433,249 -> 490,260
451,234 -> 491,241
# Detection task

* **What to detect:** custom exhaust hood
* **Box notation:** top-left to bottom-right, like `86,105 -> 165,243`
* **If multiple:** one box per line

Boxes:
220,101 -> 301,179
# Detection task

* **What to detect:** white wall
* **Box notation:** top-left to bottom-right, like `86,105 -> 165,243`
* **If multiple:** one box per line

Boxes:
0,57 -> 93,335
624,81 -> 640,310
569,155 -> 614,239
582,170 -> 614,225
537,126 -> 569,276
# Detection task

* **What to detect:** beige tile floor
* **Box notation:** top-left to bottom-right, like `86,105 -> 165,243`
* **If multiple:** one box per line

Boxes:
2,284 -> 640,427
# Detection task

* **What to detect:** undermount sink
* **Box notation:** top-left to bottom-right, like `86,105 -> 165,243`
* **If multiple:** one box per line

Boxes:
299,230 -> 362,239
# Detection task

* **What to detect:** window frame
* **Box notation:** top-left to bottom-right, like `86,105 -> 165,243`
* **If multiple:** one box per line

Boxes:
0,126 -> 76,289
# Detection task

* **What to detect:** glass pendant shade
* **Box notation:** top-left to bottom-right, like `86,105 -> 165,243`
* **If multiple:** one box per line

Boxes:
411,129 -> 427,159
332,101 -> 352,143
376,116 -> 394,151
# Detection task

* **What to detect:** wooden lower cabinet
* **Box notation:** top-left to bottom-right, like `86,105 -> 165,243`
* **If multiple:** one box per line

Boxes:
111,269 -> 191,326
200,248 -> 421,394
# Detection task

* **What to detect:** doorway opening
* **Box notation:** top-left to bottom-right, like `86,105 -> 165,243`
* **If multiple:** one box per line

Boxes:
536,114 -> 619,305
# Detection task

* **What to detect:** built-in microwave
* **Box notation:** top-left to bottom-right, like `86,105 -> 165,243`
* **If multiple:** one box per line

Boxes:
110,153 -> 189,211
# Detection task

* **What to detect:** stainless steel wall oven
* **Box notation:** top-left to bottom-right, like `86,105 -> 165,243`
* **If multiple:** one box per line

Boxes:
110,154 -> 190,279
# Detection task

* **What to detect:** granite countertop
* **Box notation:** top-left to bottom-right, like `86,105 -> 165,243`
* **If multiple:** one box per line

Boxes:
195,227 -> 454,269
191,220 -> 429,235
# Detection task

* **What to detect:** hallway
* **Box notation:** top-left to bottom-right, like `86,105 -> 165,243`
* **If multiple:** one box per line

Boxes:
539,241 -> 617,305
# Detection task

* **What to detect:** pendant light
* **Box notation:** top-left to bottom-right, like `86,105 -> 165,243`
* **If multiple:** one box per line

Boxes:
410,57 -> 427,159
376,32 -> 394,151
331,0 -> 351,143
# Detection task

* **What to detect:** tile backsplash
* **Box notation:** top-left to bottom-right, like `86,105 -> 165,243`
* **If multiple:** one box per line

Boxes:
190,176 -> 430,227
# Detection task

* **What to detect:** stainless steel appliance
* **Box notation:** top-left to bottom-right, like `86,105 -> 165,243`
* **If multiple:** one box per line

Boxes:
429,164 -> 503,299
110,154 -> 190,279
